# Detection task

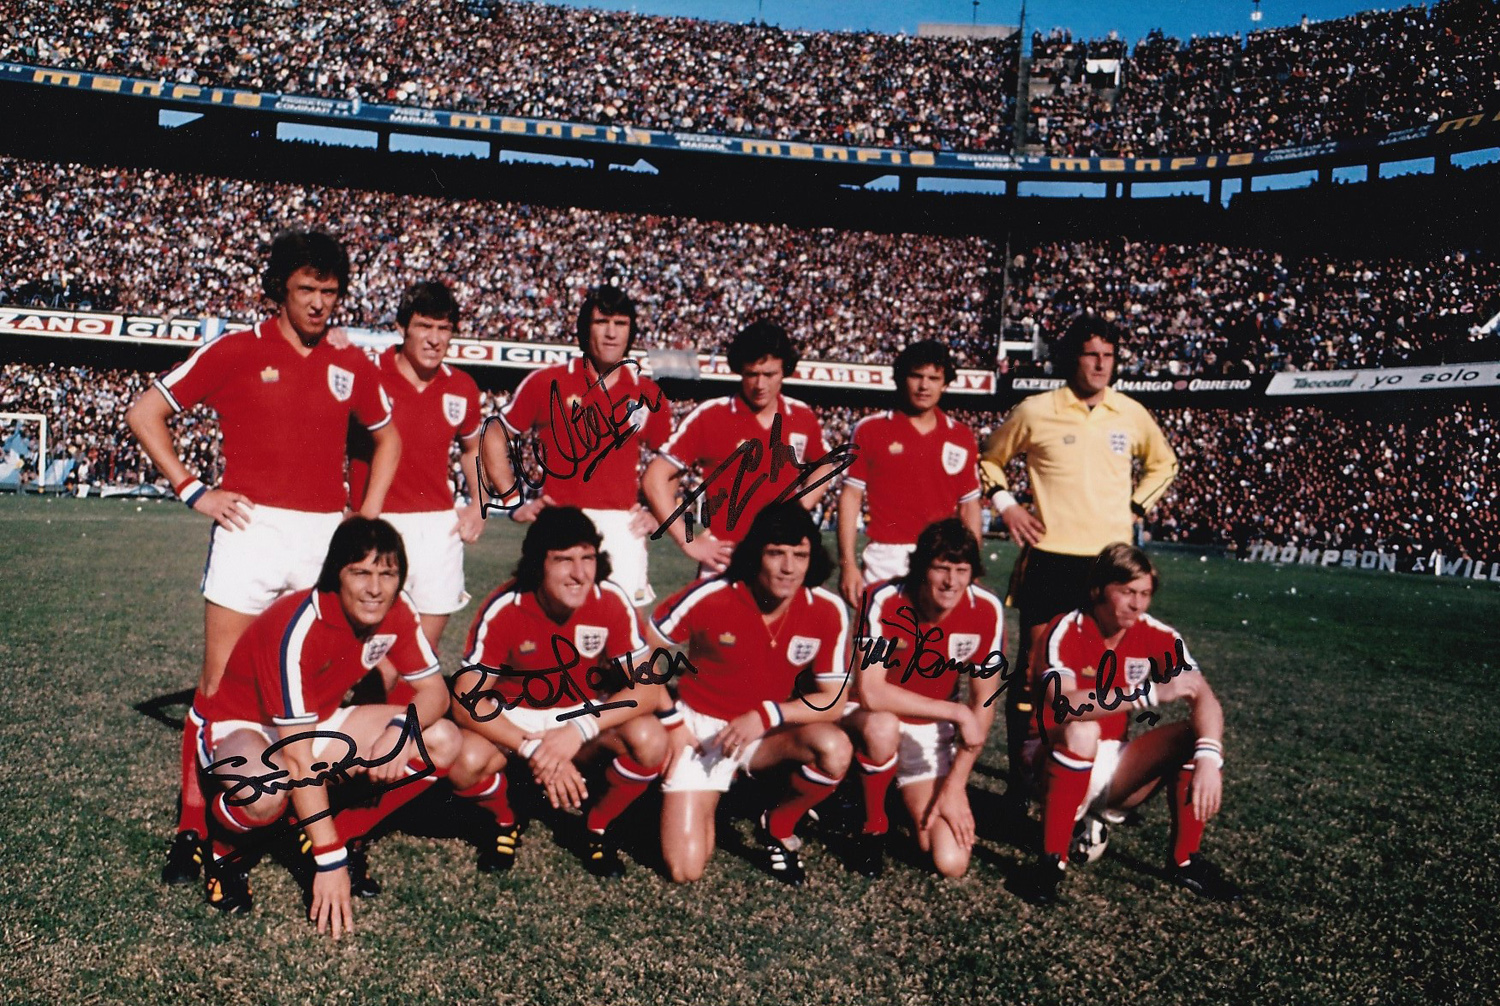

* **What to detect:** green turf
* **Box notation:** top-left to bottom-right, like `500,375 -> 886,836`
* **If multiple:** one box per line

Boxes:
0,494 -> 1496,1005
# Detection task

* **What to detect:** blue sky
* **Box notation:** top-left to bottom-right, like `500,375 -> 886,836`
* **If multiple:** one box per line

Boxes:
546,0 -> 1402,44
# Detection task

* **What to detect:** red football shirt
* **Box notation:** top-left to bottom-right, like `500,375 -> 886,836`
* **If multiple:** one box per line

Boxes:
844,409 -> 980,545
658,394 -> 831,543
348,346 -> 482,513
156,319 -> 391,512
500,356 -> 671,510
1039,609 -> 1197,741
859,578 -> 1005,724
462,578 -> 649,708
652,577 -> 849,720
197,588 -> 440,727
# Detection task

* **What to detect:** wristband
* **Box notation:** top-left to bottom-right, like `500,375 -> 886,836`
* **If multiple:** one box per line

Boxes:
571,715 -> 601,743
312,843 -> 349,872
386,715 -> 408,731
757,700 -> 784,731
519,738 -> 542,759
1193,738 -> 1224,770
174,476 -> 209,509
991,490 -> 1019,513
654,703 -> 684,729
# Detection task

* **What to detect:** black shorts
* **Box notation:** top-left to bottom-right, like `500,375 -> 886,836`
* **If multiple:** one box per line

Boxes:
1007,548 -> 1095,631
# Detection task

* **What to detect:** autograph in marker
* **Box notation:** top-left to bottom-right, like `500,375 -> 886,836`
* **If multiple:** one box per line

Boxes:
474,357 -> 667,517
1036,637 -> 1197,734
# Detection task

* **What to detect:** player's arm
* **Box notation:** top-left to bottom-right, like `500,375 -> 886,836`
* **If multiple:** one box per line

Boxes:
792,422 -> 840,511
456,431 -> 485,542
958,494 -> 982,543
125,386 -> 253,528
1131,412 -> 1180,517
274,730 -> 353,939
643,453 -> 732,571
1154,665 -> 1224,822
978,413 -> 1044,546
447,667 -> 534,753
365,670 -> 450,785
857,658 -> 983,742
355,422 -> 401,519
920,667 -> 1001,843
836,480 -> 866,606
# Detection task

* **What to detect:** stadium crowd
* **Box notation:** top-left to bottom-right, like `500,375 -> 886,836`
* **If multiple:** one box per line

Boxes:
4,158 -> 1497,373
3,0 -> 1498,157
4,361 -> 1496,563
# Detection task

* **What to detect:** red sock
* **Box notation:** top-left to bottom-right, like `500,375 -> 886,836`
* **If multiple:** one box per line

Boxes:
586,754 -> 663,833
336,759 -> 444,845
857,754 -> 898,835
767,764 -> 843,841
454,771 -> 515,828
1043,747 -> 1094,858
177,714 -> 208,836
1169,763 -> 1206,866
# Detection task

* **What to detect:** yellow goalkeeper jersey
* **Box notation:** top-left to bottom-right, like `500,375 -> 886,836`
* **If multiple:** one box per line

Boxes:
979,385 -> 1178,557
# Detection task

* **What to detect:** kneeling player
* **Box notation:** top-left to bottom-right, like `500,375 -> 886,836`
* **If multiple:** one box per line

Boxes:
652,503 -> 852,886
193,518 -> 461,938
447,507 -> 668,877
1023,543 -> 1242,904
844,519 -> 1004,878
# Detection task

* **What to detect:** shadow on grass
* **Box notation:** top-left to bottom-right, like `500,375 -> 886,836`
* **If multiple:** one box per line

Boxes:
133,687 -> 195,731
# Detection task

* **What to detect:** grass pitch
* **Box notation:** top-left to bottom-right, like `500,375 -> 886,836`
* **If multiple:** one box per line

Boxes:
0,494 -> 1496,1005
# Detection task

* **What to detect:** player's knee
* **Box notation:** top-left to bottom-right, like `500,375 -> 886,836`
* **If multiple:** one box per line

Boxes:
621,715 -> 669,766
809,725 -> 853,777
243,793 -> 287,826
932,844 -> 972,879
663,842 -> 707,884
860,712 -> 900,762
1060,718 -> 1100,757
424,719 -> 463,770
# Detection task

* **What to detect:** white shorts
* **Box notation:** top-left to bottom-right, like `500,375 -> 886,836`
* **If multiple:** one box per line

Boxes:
584,507 -> 652,606
195,705 -> 358,769
497,701 -> 590,737
1080,739 -> 1124,819
201,505 -> 342,615
862,540 -> 914,584
660,702 -> 763,793
894,719 -> 957,787
383,509 -> 470,616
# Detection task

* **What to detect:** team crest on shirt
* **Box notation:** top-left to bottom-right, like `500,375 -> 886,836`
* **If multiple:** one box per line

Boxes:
948,633 -> 981,662
575,625 -> 607,659
1124,657 -> 1153,686
519,640 -> 537,654
1109,431 -> 1129,456
327,365 -> 354,402
718,632 -> 737,647
442,393 -> 467,427
787,635 -> 821,665
260,367 -> 279,383
787,433 -> 808,464
888,441 -> 905,455
361,634 -> 397,669
941,442 -> 968,475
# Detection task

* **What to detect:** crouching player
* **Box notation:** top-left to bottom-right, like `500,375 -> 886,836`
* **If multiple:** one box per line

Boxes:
652,503 -> 852,886
447,507 -> 668,878
193,518 -> 461,938
1023,543 -> 1242,904
844,519 -> 1005,878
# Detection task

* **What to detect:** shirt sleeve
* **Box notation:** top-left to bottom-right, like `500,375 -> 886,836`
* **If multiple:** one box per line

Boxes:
348,352 -> 393,432
658,401 -> 712,470
602,583 -> 651,660
264,597 -> 322,727
956,429 -> 981,503
1131,407 -> 1179,514
842,416 -> 872,490
811,588 -> 850,682
389,598 -> 442,682
457,371 -> 484,441
651,581 -> 705,644
154,335 -> 236,413
499,368 -> 547,437
978,405 -> 1028,499
639,378 -> 673,452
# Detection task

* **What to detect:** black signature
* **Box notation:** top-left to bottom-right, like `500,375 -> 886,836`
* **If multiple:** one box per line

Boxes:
451,634 -> 698,724
200,705 -> 434,865
1036,637 -> 1197,733
476,357 -> 667,516
651,411 -> 858,542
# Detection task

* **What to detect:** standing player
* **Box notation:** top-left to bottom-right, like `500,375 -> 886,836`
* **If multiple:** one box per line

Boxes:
348,280 -> 483,648
481,285 -> 670,607
652,503 -> 852,886
193,517 -> 461,936
126,230 -> 401,886
644,321 -> 839,576
1022,543 -> 1241,904
837,340 -> 982,606
447,507 -> 669,877
843,519 -> 1004,878
978,313 -> 1177,807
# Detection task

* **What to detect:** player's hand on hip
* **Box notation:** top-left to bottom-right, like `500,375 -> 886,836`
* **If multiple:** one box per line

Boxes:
1001,504 -> 1045,547
196,488 -> 254,530
627,503 -> 656,538
310,868 -> 354,941
839,564 -> 864,608
684,533 -> 732,574
511,494 -> 557,523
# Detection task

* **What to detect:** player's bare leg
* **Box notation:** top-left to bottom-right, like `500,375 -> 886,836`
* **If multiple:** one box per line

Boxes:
417,613 -> 449,653
577,716 -> 668,877
750,723 -> 852,885
661,790 -> 720,883
165,601 -> 258,885
449,731 -> 520,874
900,778 -> 973,878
